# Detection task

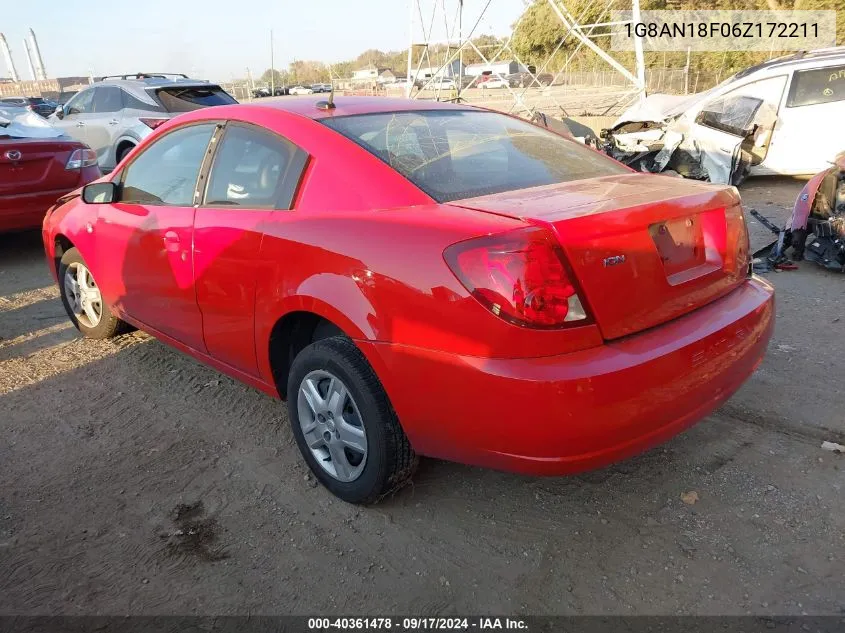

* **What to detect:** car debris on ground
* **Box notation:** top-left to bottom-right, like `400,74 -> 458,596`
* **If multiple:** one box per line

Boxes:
751,152 -> 845,273
530,111 -> 599,146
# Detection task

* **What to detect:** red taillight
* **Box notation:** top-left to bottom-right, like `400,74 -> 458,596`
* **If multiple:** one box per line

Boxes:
65,148 -> 98,170
443,226 -> 589,329
139,118 -> 168,130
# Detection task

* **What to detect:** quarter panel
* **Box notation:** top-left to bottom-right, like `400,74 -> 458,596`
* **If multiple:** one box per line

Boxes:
253,203 -> 606,387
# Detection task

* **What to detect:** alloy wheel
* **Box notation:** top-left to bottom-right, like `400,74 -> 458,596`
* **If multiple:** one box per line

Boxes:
64,262 -> 103,328
297,369 -> 368,482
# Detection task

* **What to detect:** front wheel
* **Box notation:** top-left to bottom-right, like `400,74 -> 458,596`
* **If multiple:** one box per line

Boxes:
59,247 -> 129,339
287,336 -> 417,504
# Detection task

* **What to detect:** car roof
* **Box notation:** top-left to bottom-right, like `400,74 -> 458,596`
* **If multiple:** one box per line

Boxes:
734,47 -> 845,79
254,96 -> 474,120
93,77 -> 221,92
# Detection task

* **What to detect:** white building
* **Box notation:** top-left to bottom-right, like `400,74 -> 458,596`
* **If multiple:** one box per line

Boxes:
464,60 -> 526,77
415,60 -> 465,80
352,66 -> 397,85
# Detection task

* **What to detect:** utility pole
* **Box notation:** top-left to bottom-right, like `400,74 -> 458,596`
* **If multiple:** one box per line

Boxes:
270,29 -> 275,96
406,0 -> 415,98
456,0 -> 463,101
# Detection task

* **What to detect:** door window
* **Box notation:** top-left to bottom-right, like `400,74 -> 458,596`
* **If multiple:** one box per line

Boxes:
787,65 -> 845,107
65,89 -> 95,115
696,95 -> 763,137
121,123 -> 216,206
204,124 -> 306,209
92,86 -> 124,113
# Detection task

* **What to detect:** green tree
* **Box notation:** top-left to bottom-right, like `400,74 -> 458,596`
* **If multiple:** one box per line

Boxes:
511,0 -> 607,64
260,68 -> 287,86
289,60 -> 329,84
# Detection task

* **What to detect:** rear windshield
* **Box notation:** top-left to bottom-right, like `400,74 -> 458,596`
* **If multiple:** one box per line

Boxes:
28,97 -> 47,104
154,86 -> 237,112
321,110 -> 629,202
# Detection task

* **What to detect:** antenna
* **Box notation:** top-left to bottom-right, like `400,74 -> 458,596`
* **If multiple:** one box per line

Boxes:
316,67 -> 336,110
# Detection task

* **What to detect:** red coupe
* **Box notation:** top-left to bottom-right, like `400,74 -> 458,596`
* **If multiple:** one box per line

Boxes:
41,97 -> 774,504
1,106 -> 101,232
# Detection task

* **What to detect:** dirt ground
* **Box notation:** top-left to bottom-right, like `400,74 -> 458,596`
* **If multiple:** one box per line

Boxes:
1,177 -> 843,616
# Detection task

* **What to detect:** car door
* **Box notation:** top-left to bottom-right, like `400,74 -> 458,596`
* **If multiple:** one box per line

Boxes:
52,88 -> 96,146
88,85 -> 126,169
194,121 -> 308,375
94,122 -> 218,351
762,64 -> 845,175
685,90 -> 779,184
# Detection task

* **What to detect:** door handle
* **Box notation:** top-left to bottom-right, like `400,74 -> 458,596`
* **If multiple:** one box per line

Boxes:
163,231 -> 180,252
108,119 -> 119,125
76,121 -> 85,127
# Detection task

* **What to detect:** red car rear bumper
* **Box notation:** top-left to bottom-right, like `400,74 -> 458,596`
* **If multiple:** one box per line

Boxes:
0,166 -> 99,232
362,276 -> 774,475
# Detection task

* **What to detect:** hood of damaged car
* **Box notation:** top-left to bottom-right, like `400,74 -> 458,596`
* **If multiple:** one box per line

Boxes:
611,93 -> 706,131
0,106 -> 64,139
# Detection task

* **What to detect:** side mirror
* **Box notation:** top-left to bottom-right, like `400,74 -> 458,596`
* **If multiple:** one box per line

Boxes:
82,182 -> 118,204
54,105 -> 65,119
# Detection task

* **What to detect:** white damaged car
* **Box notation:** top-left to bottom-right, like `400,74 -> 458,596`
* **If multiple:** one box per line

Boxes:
602,47 -> 845,184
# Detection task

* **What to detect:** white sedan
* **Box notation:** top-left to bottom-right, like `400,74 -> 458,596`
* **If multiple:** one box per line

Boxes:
480,77 -> 509,89
290,86 -> 314,95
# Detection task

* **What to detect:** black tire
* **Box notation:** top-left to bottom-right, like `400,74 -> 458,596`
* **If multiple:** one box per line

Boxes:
116,144 -> 135,164
287,336 -> 417,504
58,247 -> 129,339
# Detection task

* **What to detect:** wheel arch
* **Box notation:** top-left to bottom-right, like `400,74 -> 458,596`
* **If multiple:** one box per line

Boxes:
113,137 -> 138,165
53,234 -> 75,275
266,309 -> 358,400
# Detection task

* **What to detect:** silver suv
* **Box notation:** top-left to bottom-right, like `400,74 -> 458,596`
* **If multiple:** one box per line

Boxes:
48,73 -> 237,171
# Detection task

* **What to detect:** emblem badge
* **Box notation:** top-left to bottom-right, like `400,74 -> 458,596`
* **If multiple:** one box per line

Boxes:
603,255 -> 626,267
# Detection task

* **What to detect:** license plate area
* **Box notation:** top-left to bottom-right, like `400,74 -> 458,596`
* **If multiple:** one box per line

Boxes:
650,209 -> 725,285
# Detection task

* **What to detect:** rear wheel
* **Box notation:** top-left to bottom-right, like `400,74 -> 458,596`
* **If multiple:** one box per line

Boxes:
59,248 -> 128,339
287,336 -> 416,504
116,143 -> 135,164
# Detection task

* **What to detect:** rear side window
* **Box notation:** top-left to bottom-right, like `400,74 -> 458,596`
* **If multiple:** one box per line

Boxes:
121,123 -> 216,206
93,86 -> 124,113
204,123 -> 307,209
321,110 -> 629,202
155,86 -> 238,112
787,65 -> 845,107
122,90 -> 163,112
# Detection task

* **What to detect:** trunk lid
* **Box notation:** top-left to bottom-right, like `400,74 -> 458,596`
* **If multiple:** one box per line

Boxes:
451,173 -> 750,340
0,137 -> 83,196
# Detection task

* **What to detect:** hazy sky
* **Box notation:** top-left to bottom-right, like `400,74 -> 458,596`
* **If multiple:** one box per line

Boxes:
2,0 -> 523,81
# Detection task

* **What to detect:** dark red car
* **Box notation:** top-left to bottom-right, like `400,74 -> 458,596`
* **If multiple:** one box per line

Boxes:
1,106 -> 101,232
41,97 -> 774,504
